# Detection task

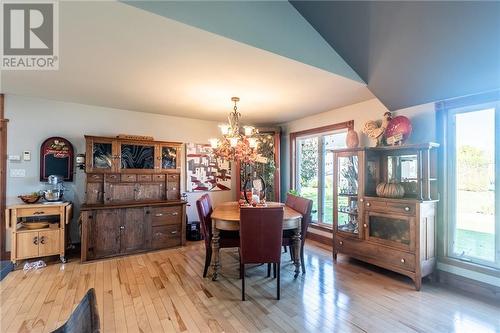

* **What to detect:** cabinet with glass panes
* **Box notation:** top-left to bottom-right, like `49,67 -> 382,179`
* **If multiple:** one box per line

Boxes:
330,143 -> 439,290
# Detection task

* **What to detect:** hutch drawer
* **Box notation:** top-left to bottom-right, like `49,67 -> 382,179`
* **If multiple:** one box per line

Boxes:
152,225 -> 181,249
105,174 -> 120,182
151,206 -> 181,226
152,174 -> 165,182
121,174 -> 137,182
364,199 -> 416,216
335,236 -> 416,272
87,173 -> 104,182
137,174 -> 152,182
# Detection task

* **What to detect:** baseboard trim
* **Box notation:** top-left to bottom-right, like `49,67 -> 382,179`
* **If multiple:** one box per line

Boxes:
306,231 -> 331,246
437,269 -> 500,302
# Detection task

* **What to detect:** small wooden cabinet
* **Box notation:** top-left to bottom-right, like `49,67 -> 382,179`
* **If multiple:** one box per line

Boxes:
331,143 -> 438,290
6,202 -> 72,264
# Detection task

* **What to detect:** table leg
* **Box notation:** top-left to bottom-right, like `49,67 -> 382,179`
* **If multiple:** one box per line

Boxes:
211,221 -> 221,281
292,227 -> 301,279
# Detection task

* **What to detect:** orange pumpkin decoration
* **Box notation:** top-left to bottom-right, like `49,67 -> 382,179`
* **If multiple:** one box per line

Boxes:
376,182 -> 405,198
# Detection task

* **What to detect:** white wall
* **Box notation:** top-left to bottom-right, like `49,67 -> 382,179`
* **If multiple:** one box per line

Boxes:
4,95 -> 236,250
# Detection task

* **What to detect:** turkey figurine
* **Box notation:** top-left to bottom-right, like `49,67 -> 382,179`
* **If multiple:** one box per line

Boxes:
362,112 -> 392,146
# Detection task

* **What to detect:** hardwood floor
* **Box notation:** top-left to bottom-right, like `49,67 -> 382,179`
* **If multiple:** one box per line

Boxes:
1,240 -> 499,333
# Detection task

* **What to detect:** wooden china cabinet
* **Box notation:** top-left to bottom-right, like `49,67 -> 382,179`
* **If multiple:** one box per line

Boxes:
80,136 -> 186,262
332,143 -> 439,290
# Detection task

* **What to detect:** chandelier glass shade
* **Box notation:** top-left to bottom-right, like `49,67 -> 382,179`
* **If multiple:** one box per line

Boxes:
209,97 -> 259,164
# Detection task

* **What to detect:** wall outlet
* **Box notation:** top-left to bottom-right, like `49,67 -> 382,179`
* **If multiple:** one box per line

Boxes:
10,169 -> 26,177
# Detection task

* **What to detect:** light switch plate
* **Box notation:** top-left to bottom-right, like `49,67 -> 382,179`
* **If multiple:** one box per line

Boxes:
8,155 -> 21,161
10,169 -> 26,177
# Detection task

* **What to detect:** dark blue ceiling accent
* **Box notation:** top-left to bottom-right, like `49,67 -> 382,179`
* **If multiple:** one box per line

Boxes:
291,1 -> 500,110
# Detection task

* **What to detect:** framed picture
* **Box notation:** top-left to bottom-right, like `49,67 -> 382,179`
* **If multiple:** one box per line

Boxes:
186,143 -> 231,191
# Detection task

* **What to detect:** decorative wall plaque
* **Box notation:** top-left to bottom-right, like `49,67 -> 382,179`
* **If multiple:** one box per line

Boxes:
40,137 -> 74,182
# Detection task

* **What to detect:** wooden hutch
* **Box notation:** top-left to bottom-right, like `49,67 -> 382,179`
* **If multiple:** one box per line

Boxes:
80,135 -> 187,262
332,143 -> 439,290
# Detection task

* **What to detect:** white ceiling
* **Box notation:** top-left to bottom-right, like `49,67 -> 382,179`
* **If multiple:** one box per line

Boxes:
0,1 -> 373,124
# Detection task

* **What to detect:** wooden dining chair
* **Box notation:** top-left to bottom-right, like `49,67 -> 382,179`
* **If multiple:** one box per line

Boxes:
196,194 -> 240,277
239,206 -> 284,301
282,194 -> 313,274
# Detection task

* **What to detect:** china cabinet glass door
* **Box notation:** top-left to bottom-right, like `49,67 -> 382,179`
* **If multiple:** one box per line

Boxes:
160,145 -> 178,170
334,152 -> 362,237
88,138 -> 116,172
120,143 -> 155,170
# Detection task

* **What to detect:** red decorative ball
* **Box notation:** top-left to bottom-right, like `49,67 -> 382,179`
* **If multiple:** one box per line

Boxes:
385,116 -> 412,143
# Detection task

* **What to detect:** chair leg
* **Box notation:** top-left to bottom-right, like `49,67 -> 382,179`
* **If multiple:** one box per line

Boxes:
267,263 -> 271,277
300,243 -> 306,274
277,262 -> 281,300
289,246 -> 294,261
273,263 -> 277,278
283,246 -> 287,253
203,248 -> 212,278
241,264 -> 246,301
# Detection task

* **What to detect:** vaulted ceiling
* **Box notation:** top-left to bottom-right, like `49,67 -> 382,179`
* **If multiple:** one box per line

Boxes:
2,1 -> 498,120
291,1 -> 500,110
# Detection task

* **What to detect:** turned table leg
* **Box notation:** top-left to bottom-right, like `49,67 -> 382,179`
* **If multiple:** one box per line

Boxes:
292,227 -> 301,279
211,221 -> 221,281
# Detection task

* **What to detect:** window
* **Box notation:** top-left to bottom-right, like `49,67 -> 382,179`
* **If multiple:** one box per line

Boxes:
290,122 -> 351,225
445,100 -> 499,268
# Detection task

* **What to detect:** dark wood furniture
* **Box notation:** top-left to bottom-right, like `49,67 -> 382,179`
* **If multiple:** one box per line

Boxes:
240,207 -> 284,301
52,288 -> 100,333
283,194 -> 313,274
332,143 -> 439,290
80,136 -> 186,262
196,194 -> 239,278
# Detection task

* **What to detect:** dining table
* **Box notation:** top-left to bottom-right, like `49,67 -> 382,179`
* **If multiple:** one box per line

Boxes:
210,201 -> 303,281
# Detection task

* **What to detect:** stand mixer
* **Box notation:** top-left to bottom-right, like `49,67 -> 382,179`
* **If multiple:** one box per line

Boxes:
42,175 -> 65,203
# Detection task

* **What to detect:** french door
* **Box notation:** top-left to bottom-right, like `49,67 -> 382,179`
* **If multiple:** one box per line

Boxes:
446,102 -> 500,268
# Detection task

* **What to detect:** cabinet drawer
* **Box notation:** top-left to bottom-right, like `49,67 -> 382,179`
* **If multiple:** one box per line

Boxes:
17,206 -> 60,217
335,236 -> 416,272
87,173 -> 104,182
121,174 -> 137,182
151,206 -> 181,226
152,225 -> 181,249
153,174 -> 165,182
137,174 -> 152,182
364,200 -> 416,215
105,174 -> 120,182
167,174 -> 180,182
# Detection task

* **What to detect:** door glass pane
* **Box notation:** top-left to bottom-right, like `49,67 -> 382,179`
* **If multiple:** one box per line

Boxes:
297,137 -> 319,221
162,146 -> 177,169
121,144 -> 154,169
337,155 -> 359,234
322,132 -> 347,224
453,108 -> 495,262
369,215 -> 410,245
93,142 -> 112,169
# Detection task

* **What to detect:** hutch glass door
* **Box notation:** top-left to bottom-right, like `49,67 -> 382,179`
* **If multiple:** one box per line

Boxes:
160,145 -> 178,170
88,138 -> 115,172
365,212 -> 415,251
120,143 -> 155,170
335,152 -> 361,237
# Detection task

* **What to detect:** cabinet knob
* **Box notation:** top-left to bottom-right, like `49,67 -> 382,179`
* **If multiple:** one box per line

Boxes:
172,212 -> 178,216
171,231 -> 178,235
40,236 -> 45,244
366,202 -> 371,207
404,206 -> 410,212
363,224 -> 367,228
339,241 -> 343,245
33,236 -> 38,245
120,225 -> 125,230
359,198 -> 364,202
401,258 -> 405,263
155,213 -> 163,217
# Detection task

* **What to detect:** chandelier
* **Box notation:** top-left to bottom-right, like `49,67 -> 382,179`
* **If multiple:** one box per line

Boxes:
209,97 -> 259,163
